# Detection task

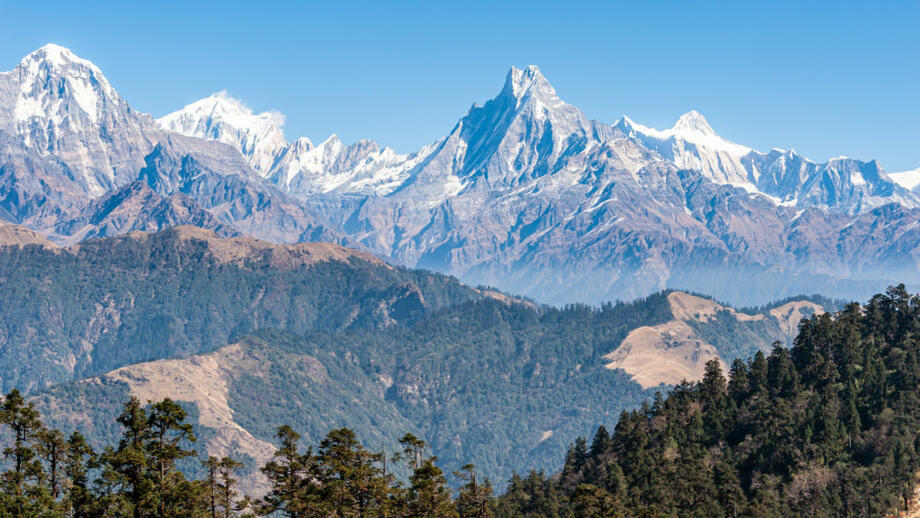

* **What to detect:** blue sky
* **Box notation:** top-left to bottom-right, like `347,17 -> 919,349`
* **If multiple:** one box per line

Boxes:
1,1 -> 918,170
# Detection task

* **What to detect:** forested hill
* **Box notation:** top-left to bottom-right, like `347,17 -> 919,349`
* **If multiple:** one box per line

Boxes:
499,285 -> 920,517
0,224 -> 832,493
0,224 -> 482,392
32,290 -> 826,492
0,286 -> 916,516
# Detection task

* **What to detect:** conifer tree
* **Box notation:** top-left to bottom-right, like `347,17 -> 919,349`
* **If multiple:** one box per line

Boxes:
316,427 -> 391,516
206,456 -> 249,518
570,483 -> 624,518
394,433 -> 455,517
0,389 -> 48,517
454,464 -> 493,518
64,431 -> 95,518
35,428 -> 67,500
260,425 -> 311,517
146,398 -> 197,516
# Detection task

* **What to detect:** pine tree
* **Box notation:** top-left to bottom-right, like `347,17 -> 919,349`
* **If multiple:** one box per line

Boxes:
63,431 -> 95,518
589,426 -> 612,459
260,425 -> 311,517
97,397 -> 203,517
570,483 -> 625,518
454,464 -> 493,518
407,458 -> 456,518
146,398 -> 197,516
109,396 -> 154,517
205,456 -> 248,518
35,427 -> 67,500
0,389 -> 48,517
316,428 -> 391,516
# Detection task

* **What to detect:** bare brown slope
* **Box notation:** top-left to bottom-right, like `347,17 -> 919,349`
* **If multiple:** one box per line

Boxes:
604,292 -> 825,388
102,343 -> 277,494
0,222 -> 59,250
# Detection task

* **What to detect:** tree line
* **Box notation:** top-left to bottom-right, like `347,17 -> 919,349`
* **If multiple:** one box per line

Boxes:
0,391 -> 495,517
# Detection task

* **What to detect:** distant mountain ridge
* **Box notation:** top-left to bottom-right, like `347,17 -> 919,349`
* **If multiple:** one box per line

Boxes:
1,45 -> 918,305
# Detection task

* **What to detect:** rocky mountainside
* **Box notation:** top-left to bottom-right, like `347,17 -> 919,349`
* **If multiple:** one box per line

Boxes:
0,45 -> 341,246
1,45 -> 919,305
160,64 -> 920,306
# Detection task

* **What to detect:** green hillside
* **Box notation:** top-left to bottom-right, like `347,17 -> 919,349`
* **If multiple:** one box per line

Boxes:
0,226 -> 831,491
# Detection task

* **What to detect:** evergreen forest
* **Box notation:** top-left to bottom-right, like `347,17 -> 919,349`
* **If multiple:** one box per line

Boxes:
3,285 -> 920,517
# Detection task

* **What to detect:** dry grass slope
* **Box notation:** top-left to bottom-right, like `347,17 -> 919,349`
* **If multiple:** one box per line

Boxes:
604,292 -> 825,388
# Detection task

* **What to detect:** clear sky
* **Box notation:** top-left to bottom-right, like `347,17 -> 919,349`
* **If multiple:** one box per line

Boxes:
1,1 -> 917,170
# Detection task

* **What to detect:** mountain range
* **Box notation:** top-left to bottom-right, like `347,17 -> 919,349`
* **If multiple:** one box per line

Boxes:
1,44 -> 918,305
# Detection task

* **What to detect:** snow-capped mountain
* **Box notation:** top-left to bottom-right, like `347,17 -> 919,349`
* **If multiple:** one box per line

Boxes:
298,65 -> 920,304
157,91 -> 287,175
616,110 -> 915,213
889,167 -> 920,192
0,45 -> 341,244
615,110 -> 756,188
268,135 -> 434,197
2,45 -> 920,305
0,44 -> 155,196
158,97 -> 434,198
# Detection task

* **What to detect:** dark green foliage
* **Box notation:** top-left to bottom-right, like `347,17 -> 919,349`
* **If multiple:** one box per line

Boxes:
498,284 -> 920,517
303,295 -> 673,483
455,464 -> 493,518
0,395 -> 209,516
396,433 -> 456,517
685,310 -> 783,361
34,294 -> 675,489
4,280 -> 920,518
2,229 -> 796,488
203,456 -> 250,518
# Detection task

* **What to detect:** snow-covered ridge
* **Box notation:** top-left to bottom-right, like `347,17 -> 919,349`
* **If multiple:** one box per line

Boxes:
889,167 -> 920,191
158,90 -> 432,197
158,91 -> 289,175
6,44 -> 920,309
0,43 -> 154,197
156,62 -> 918,212
8,44 -> 916,214
4,43 -> 119,125
617,111 -> 753,158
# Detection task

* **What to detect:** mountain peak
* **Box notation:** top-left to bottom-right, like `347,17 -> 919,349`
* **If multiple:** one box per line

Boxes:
164,91 -> 285,135
13,43 -> 113,93
6,43 -> 123,140
671,110 -> 716,137
157,92 -> 287,174
22,43 -> 92,69
504,65 -> 557,100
